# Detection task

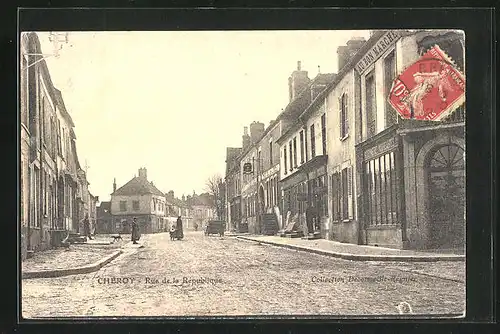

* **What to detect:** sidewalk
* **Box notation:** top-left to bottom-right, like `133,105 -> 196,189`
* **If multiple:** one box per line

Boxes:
21,235 -> 142,279
237,235 -> 465,262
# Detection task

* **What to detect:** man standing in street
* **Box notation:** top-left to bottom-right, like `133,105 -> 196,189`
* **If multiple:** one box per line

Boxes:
305,202 -> 316,235
83,214 -> 93,240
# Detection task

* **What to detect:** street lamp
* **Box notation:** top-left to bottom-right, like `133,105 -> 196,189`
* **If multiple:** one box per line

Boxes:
243,154 -> 264,234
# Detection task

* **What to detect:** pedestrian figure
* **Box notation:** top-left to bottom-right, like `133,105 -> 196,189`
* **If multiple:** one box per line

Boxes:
83,214 -> 93,240
194,222 -> 198,231
176,216 -> 184,240
305,202 -> 316,235
131,217 -> 140,244
169,224 -> 177,241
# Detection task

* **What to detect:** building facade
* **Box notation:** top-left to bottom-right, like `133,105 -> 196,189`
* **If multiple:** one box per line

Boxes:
110,167 -> 167,234
165,191 -> 193,230
20,32 -> 93,260
277,72 -> 337,238
186,192 -> 215,230
221,30 -> 465,252
225,147 -> 242,231
354,30 -> 465,250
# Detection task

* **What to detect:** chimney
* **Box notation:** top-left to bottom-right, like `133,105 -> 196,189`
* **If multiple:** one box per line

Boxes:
138,167 -> 147,179
288,61 -> 310,102
113,178 -> 116,192
168,190 -> 174,198
150,181 -> 154,186
250,121 -> 265,144
242,126 -> 251,149
337,37 -> 366,71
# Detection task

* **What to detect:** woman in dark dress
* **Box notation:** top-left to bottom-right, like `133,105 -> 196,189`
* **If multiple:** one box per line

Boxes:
175,216 -> 184,240
131,217 -> 139,244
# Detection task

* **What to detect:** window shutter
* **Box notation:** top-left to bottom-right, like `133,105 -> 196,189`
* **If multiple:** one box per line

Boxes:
338,96 -> 343,138
348,166 -> 354,220
345,94 -> 349,136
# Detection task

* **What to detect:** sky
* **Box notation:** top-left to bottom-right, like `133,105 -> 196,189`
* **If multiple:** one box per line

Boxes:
36,30 -> 371,202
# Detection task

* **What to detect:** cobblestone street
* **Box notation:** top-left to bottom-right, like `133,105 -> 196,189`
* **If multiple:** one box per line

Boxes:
22,232 -> 465,318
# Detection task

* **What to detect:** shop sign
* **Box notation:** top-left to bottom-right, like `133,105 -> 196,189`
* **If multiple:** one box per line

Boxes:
355,30 -> 401,74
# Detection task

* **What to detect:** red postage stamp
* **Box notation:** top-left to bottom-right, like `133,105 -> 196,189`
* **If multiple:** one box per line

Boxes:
388,45 -> 465,121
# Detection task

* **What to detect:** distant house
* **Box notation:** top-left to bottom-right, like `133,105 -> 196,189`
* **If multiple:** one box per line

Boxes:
165,191 -> 193,229
186,192 -> 215,229
110,167 -> 167,234
96,201 -> 112,234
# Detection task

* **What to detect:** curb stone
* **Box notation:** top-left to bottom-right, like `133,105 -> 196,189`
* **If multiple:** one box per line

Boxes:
22,250 -> 123,279
236,236 -> 465,262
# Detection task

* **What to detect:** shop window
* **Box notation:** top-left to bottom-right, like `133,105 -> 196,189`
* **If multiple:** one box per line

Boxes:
331,167 -> 353,222
365,152 -> 398,225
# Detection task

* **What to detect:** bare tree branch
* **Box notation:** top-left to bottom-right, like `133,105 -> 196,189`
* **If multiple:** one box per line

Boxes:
205,174 -> 226,220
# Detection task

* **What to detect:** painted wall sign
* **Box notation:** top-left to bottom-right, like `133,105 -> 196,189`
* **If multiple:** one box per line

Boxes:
355,31 -> 401,74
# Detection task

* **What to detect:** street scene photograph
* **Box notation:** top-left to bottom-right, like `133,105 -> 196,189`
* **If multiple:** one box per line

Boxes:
19,29 -> 466,318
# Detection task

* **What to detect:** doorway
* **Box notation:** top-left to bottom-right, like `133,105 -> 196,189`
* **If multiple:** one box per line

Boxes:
427,144 -> 465,250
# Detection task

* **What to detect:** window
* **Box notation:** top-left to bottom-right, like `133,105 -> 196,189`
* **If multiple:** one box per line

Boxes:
321,114 -> 327,155
365,73 -> 377,137
283,147 -> 288,175
289,141 -> 293,171
133,200 -> 140,211
331,166 -> 353,222
120,201 -> 127,212
299,130 -> 305,163
365,152 -> 398,225
269,141 -> 273,165
341,168 -> 349,220
340,94 -> 349,139
293,137 -> 298,167
331,172 -> 341,222
32,166 -> 40,227
304,129 -> 309,161
384,51 -> 398,127
310,124 -> 316,157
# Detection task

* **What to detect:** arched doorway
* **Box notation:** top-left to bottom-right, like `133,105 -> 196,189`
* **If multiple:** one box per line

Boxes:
427,144 -> 465,249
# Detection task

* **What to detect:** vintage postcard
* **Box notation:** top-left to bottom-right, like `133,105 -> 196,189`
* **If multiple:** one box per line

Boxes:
19,29 -> 466,319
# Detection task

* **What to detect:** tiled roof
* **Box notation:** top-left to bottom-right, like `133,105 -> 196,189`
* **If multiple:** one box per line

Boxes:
165,194 -> 189,208
111,176 -> 165,197
99,201 -> 111,210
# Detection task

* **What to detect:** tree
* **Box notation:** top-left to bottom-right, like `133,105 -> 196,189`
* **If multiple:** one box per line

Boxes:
205,174 -> 226,221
